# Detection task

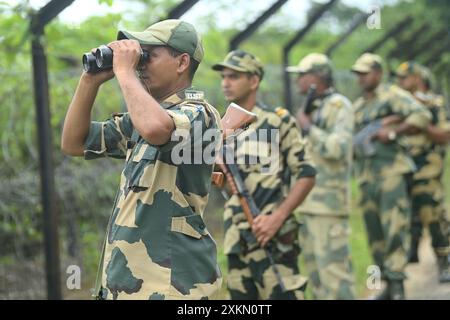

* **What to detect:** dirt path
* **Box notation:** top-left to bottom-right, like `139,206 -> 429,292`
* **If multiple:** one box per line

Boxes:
404,235 -> 450,300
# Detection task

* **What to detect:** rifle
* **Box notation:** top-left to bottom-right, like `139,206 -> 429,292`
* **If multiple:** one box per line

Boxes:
298,84 -> 317,136
213,103 -> 288,292
353,115 -> 402,157
302,84 -> 317,115
210,102 -> 257,188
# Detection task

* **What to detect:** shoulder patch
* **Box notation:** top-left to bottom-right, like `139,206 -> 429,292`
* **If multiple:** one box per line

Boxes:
275,107 -> 289,118
179,102 -> 204,113
185,90 -> 205,101
330,99 -> 344,109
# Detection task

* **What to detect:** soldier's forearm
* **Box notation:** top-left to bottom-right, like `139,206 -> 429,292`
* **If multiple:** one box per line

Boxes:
61,76 -> 99,156
116,71 -> 175,145
426,125 -> 450,144
393,121 -> 421,136
274,176 -> 315,222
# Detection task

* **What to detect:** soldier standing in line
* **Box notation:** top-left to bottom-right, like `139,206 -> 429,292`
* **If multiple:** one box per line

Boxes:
212,49 -> 316,299
351,53 -> 431,300
396,61 -> 450,282
286,53 -> 356,300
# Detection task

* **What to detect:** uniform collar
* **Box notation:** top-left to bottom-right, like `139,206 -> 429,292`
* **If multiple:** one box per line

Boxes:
314,87 -> 335,103
361,83 -> 383,101
160,87 -> 205,109
320,87 -> 335,97
414,90 -> 432,103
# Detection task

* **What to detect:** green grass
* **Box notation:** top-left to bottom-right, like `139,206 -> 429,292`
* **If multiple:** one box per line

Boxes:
348,179 -> 373,298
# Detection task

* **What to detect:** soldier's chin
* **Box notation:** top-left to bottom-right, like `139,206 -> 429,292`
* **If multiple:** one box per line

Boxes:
224,93 -> 235,101
139,78 -> 153,93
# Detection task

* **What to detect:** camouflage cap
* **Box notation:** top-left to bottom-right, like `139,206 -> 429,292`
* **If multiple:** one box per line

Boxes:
351,53 -> 383,73
117,19 -> 204,63
212,50 -> 264,79
286,53 -> 332,74
418,65 -> 433,88
395,61 -> 423,77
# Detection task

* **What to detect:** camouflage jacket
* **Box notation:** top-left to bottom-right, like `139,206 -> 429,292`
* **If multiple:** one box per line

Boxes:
223,102 -> 316,255
84,88 -> 222,300
404,91 -> 450,180
353,84 -> 431,182
297,89 -> 354,216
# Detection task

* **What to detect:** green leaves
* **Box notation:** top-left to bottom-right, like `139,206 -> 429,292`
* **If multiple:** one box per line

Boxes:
98,0 -> 114,6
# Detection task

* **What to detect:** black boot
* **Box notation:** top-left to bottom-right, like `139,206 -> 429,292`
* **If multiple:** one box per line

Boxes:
437,255 -> 450,283
389,280 -> 405,300
408,237 -> 420,263
373,285 -> 391,300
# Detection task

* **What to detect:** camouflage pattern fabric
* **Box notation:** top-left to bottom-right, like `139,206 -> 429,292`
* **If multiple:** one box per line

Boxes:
117,19 -> 204,63
359,175 -> 411,280
353,84 -> 431,182
286,53 -> 332,75
227,247 -> 308,300
223,102 -> 316,299
295,89 -> 355,299
298,214 -> 355,299
84,88 -> 222,300
407,92 -> 450,256
212,49 -> 264,78
296,90 -> 353,216
411,177 -> 450,256
353,83 -> 431,281
351,53 -> 383,74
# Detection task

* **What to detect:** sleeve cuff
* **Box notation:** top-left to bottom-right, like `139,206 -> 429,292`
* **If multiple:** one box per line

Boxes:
297,164 -> 317,179
83,122 -> 106,160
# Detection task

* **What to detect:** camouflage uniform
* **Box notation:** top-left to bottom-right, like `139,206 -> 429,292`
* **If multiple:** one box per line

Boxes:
213,51 -> 316,300
352,55 -> 431,283
85,20 -> 222,300
409,92 -> 450,252
287,53 -> 356,300
396,62 -> 450,280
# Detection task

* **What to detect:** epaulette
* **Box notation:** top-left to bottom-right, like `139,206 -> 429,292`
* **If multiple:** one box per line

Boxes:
185,89 -> 205,101
433,95 -> 445,108
329,97 -> 344,109
275,106 -> 289,118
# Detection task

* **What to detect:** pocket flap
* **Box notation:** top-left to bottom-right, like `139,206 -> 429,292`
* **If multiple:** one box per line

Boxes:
171,215 -> 208,239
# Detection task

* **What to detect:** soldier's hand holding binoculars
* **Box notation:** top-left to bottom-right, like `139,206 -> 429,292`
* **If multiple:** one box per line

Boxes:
81,48 -> 114,86
82,40 -> 149,77
107,40 -> 143,77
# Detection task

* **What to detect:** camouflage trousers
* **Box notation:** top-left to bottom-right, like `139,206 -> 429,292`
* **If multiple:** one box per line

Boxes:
410,177 -> 450,256
359,174 -> 411,280
298,214 -> 356,300
227,247 -> 307,300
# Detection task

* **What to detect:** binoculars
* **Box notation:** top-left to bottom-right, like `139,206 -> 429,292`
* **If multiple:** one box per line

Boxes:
82,45 -> 150,73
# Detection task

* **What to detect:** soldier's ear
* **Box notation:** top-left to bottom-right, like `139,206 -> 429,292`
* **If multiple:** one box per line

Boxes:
249,74 -> 260,90
177,53 -> 190,75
